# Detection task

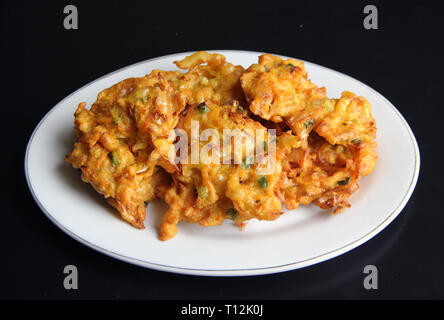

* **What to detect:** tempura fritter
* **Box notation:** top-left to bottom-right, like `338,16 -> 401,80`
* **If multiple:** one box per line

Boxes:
159,101 -> 283,240
66,51 -> 246,231
242,54 -> 377,214
66,51 -> 377,240
65,100 -> 171,228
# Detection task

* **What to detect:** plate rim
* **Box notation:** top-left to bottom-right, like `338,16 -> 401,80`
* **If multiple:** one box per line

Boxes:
24,50 -> 421,276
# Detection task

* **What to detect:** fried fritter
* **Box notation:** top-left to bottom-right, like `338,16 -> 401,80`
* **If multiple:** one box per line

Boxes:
66,51 -> 378,241
242,54 -> 377,214
279,132 -> 363,213
277,106 -> 377,213
315,91 -> 377,147
241,54 -> 321,122
241,54 -> 334,149
65,101 -> 171,228
174,51 -> 246,106
66,52 -> 246,231
159,101 -> 283,240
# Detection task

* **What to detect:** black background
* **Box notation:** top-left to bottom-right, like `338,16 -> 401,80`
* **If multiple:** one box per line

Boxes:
2,0 -> 443,299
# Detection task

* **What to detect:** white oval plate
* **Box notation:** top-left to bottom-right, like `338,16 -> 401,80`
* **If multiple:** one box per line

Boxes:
25,50 -> 420,276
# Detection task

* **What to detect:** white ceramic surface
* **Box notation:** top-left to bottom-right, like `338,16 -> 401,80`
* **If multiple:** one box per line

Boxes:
25,50 -> 420,276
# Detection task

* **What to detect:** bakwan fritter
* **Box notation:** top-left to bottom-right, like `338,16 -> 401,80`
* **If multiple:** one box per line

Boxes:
65,51 -> 377,241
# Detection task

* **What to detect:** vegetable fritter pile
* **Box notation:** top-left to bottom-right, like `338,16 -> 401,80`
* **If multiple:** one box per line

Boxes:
66,51 -> 377,240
